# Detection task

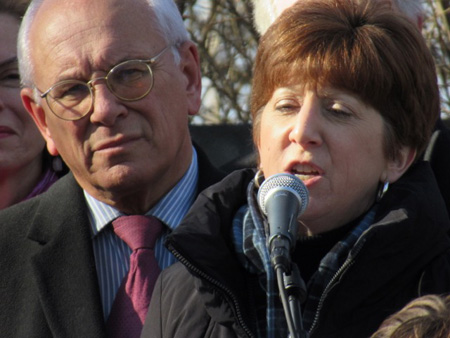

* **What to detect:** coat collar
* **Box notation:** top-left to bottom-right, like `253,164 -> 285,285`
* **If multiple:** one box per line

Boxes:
27,173 -> 106,336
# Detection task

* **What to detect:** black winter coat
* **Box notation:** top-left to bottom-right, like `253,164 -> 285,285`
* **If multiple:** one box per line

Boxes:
142,162 -> 450,338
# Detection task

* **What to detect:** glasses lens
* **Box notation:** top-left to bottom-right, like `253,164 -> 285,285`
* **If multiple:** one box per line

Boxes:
46,80 -> 92,120
108,61 -> 153,100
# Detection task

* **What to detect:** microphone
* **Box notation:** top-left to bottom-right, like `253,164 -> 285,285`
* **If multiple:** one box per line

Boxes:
257,173 -> 309,270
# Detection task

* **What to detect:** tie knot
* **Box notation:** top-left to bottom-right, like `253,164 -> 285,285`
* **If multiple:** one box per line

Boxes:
112,215 -> 163,250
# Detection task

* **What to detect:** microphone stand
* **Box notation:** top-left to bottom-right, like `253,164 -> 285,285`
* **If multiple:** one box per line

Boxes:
271,239 -> 309,338
283,264 -> 308,338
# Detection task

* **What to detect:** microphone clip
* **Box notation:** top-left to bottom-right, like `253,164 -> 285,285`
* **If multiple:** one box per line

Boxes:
269,235 -> 292,271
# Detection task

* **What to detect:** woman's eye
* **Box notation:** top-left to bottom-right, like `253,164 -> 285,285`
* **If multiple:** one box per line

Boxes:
275,100 -> 300,113
326,104 -> 353,119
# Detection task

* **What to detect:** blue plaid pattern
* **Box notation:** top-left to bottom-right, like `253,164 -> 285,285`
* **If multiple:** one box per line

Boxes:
233,177 -> 378,337
232,180 -> 288,338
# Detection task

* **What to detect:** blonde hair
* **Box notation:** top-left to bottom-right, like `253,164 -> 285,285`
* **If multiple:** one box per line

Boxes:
371,294 -> 450,338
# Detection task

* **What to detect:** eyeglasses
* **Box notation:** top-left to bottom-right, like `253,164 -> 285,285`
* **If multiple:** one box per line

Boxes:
38,45 -> 172,121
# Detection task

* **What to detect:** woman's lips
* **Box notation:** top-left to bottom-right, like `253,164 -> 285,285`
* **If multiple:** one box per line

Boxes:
289,162 -> 322,182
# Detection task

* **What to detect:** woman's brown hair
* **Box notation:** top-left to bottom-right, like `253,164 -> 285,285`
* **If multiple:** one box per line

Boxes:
251,0 -> 439,161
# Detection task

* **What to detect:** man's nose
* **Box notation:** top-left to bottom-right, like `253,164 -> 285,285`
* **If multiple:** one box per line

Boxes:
89,81 -> 128,126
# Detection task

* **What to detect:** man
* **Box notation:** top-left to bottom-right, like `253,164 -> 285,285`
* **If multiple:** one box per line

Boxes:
0,0 -> 223,337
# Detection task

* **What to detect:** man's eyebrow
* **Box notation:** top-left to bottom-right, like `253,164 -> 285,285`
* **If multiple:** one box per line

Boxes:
0,57 -> 18,68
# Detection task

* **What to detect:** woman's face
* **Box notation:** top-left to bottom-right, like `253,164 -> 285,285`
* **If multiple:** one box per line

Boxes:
0,13 -> 45,173
258,85 -> 413,235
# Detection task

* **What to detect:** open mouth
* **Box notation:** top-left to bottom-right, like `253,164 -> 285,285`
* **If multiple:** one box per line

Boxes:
291,163 -> 321,181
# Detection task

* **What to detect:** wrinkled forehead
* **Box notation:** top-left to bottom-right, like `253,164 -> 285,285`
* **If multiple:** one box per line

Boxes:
29,0 -> 164,87
30,0 -> 161,50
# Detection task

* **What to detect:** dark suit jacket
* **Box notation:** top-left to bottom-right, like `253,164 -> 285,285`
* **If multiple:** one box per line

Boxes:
0,146 -> 224,338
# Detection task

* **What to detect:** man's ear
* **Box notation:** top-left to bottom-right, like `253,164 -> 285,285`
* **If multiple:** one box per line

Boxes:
21,87 -> 59,156
177,41 -> 202,116
383,146 -> 416,183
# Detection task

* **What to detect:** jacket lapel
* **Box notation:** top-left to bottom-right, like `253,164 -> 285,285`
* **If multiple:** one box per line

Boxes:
28,174 -> 106,337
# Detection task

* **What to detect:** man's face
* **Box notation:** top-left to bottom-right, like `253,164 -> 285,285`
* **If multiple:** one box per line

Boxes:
21,0 -> 202,212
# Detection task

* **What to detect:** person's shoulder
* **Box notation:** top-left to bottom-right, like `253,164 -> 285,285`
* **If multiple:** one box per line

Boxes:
202,168 -> 256,196
391,160 -> 442,203
0,192 -> 41,223
420,246 -> 450,295
191,168 -> 256,216
0,173 -> 82,229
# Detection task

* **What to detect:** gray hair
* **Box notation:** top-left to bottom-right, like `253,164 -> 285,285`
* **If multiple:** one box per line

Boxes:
18,0 -> 189,91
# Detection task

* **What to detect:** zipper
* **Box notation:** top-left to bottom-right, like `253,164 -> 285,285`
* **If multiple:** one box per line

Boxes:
170,246 -> 255,338
309,235 -> 368,335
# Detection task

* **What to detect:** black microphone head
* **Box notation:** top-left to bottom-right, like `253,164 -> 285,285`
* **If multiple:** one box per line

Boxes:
257,173 -> 309,217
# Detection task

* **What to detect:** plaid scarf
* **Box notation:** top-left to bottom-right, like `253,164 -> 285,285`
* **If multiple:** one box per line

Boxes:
303,205 -> 377,332
232,178 -> 377,337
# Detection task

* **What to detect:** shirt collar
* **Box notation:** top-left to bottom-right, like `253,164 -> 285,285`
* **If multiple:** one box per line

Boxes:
85,146 -> 199,236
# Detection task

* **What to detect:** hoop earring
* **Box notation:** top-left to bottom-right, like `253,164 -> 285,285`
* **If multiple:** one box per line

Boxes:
376,181 -> 390,202
254,169 -> 265,189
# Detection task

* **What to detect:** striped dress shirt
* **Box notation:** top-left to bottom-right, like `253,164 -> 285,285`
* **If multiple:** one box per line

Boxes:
85,148 -> 199,320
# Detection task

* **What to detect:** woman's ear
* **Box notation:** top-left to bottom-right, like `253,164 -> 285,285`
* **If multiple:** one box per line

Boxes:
21,87 -> 59,156
383,146 -> 416,183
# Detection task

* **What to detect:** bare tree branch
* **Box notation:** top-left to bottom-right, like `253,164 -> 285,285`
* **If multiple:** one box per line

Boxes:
182,0 -> 450,123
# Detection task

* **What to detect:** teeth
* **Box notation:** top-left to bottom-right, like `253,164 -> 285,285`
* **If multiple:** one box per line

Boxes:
295,174 -> 315,181
292,164 -> 318,175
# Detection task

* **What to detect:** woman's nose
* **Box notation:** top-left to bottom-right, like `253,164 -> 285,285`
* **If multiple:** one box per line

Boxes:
288,94 -> 323,148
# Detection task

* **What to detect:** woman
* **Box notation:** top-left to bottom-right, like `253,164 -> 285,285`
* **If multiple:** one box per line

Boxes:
251,0 -> 450,231
0,0 -> 63,209
143,0 -> 450,337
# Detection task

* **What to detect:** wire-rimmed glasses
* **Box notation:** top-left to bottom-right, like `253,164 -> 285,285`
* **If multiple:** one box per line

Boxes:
38,45 -> 172,121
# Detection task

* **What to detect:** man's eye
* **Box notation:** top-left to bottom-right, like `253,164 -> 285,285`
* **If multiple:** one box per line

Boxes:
50,83 -> 90,101
117,68 -> 146,82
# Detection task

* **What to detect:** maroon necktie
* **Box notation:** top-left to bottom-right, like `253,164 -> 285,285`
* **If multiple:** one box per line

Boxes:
106,215 -> 163,338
